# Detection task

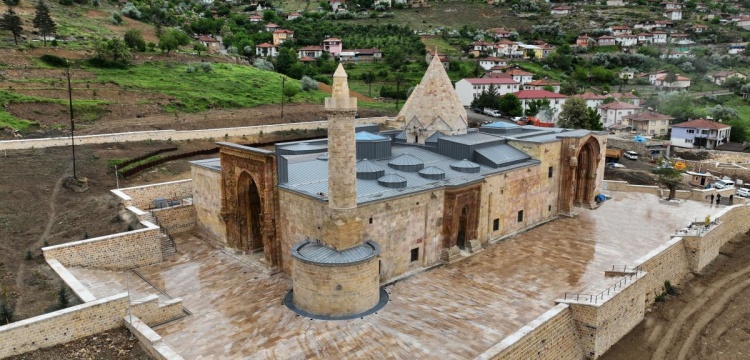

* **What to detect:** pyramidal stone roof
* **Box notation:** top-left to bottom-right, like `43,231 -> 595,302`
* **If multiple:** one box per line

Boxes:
398,53 -> 468,137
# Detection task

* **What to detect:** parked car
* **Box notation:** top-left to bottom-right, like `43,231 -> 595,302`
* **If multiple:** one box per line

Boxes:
623,151 -> 638,160
713,180 -> 735,189
737,185 -> 750,197
483,108 -> 502,118
607,162 -> 625,168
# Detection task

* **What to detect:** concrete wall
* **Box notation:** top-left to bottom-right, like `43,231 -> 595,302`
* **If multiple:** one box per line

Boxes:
191,164 -> 226,244
42,223 -> 162,270
476,304 -> 582,360
0,294 -> 129,358
113,179 -> 193,210
153,205 -> 196,234
0,117 -> 393,150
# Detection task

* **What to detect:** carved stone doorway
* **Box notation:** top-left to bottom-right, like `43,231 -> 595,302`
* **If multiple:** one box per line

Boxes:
456,206 -> 468,249
238,172 -> 263,253
574,140 -> 599,205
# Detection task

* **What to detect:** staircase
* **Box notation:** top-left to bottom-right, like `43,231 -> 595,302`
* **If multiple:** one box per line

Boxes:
144,211 -> 176,258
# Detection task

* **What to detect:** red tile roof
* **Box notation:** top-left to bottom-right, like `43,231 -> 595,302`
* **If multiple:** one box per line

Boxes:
256,42 -> 275,48
299,45 -> 324,51
598,100 -> 640,110
323,38 -> 341,42
506,69 -> 534,76
623,111 -> 673,121
672,119 -> 731,129
525,79 -> 560,86
299,56 -> 317,62
578,92 -> 607,100
464,78 -> 519,85
512,90 -> 567,99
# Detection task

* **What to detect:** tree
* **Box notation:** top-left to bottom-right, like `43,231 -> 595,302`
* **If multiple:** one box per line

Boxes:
384,46 -> 406,70
158,29 -> 190,55
708,105 -> 740,122
33,0 -> 55,47
283,84 -> 299,102
471,84 -> 500,110
498,94 -> 523,117
0,7 -> 22,45
275,47 -> 298,76
726,119 -> 748,143
656,167 -> 683,200
657,92 -> 706,121
557,96 -> 590,129
2,0 -> 20,6
194,43 -> 207,55
94,38 -> 131,63
525,98 -> 551,117
361,71 -> 376,97
585,107 -> 603,131
124,29 -> 145,52
663,72 -> 678,84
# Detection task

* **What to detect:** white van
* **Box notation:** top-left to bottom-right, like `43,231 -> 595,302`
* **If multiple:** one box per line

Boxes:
713,180 -> 735,189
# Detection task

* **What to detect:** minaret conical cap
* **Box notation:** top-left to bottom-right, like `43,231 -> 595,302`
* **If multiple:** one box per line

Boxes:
326,63 -> 356,109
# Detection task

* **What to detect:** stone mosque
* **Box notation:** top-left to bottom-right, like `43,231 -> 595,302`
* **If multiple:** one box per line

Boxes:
189,54 -> 607,318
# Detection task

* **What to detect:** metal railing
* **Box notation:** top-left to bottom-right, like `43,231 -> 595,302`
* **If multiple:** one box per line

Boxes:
149,209 -> 177,253
563,271 -> 641,304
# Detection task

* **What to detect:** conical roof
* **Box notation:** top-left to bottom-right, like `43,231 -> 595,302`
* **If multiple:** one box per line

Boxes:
450,159 -> 481,173
388,154 -> 424,172
355,131 -> 388,141
419,166 -> 446,180
378,174 -> 407,188
356,159 -> 385,180
397,53 -> 468,136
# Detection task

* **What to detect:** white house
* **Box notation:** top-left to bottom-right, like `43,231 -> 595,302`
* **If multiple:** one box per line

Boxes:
671,119 -> 731,149
512,90 -> 568,121
609,25 -> 632,36
255,42 -> 278,57
710,71 -> 747,85
298,45 -> 324,58
598,101 -> 641,129
455,78 -> 520,106
478,57 -> 508,71
471,41 -> 496,55
607,0 -> 625,6
663,9 -> 682,20
579,92 -> 608,109
652,31 -> 668,44
551,6 -> 572,15
616,34 -> 638,47
505,69 -> 534,85
636,33 -> 653,44
653,73 -> 691,89
661,1 -> 682,10
523,79 -> 560,93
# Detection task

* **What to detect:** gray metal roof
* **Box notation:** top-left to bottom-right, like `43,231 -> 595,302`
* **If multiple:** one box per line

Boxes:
190,158 -> 221,172
356,160 -> 385,180
419,166 -> 445,180
378,174 -> 408,188
291,239 -> 380,265
355,131 -> 388,141
388,154 -> 425,172
450,159 -> 481,173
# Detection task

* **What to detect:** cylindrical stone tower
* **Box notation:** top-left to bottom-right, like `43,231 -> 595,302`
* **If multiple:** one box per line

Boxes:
325,64 -> 358,211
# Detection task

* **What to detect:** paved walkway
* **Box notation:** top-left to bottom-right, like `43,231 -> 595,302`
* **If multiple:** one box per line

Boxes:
76,192 -> 715,359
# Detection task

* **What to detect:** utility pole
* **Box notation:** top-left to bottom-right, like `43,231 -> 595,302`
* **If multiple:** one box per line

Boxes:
281,76 -> 285,120
66,64 -> 78,180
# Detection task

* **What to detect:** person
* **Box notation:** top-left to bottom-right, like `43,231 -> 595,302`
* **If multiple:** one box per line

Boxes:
710,194 -> 715,204
716,193 -> 722,205
730,195 -> 734,205
705,215 -> 711,226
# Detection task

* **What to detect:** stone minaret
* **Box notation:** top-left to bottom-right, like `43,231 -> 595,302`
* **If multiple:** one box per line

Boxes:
325,64 -> 358,211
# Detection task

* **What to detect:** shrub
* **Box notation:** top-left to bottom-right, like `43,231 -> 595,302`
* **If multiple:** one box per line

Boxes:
253,58 -> 274,71
313,74 -> 331,85
226,46 -> 238,55
51,39 -> 58,46
300,76 -> 318,91
121,2 -> 141,19
25,250 -> 33,260
185,64 -> 197,73
40,54 -> 68,68
200,62 -> 213,73
86,57 -> 129,69
109,12 -> 123,25
0,296 -> 13,324
57,284 -> 69,309
664,280 -> 677,296
58,0 -> 73,5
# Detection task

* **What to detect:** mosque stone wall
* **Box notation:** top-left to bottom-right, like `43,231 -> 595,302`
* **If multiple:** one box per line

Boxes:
191,164 -> 226,244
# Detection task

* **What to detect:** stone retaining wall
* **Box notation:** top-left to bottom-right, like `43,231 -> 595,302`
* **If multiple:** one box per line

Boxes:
42,223 -> 162,270
131,295 -> 185,326
603,180 -> 739,203
124,316 -> 184,360
682,204 -> 750,272
632,237 -> 690,305
0,117 -> 393,150
0,294 -> 129,358
153,205 -> 196,234
113,179 -> 193,210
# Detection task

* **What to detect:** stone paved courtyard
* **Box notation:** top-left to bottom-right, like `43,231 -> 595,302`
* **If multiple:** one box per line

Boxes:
72,192 -> 716,359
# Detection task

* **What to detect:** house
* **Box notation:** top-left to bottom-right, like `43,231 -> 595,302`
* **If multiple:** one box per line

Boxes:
299,56 -> 317,63
517,44 -> 543,59
652,31 -> 668,43
265,23 -> 280,32
576,34 -> 593,47
323,38 -> 343,55
488,65 -> 511,73
671,119 -> 731,149
653,73 -> 691,89
634,21 -> 657,31
663,10 -> 683,20
298,45 -> 324,59
539,44 -> 555,58
728,43 -> 747,55
506,69 -> 534,85
329,0 -> 345,11
494,39 -> 521,58
255,42 -> 278,57
471,41 -> 496,57
654,20 -> 674,28
248,15 -> 263,22
598,101 -> 641,129
479,57 -> 508,71
710,71 -> 747,85
616,34 -> 638,47
669,33 -> 693,45
197,35 -> 221,54
425,51 -> 450,69
661,1 -> 682,10
607,0 -> 625,6
611,92 -> 640,106
551,6 -> 572,15
579,92 -> 608,109
609,25 -> 632,36
523,79 -> 560,93
512,90 -> 568,121
287,12 -> 301,20
597,35 -> 617,46
273,29 -> 295,45
636,33 -> 653,44
622,111 -> 673,136
338,48 -> 382,62
490,28 -> 512,39
454,78 -> 520,106
692,24 -> 708,33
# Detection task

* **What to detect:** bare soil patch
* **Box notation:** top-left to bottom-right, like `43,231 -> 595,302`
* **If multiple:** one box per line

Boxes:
8,327 -> 151,360
601,231 -> 750,360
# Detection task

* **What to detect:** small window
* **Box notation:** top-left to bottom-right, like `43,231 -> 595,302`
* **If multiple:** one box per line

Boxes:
369,217 -> 373,224
548,166 -> 553,178
549,205 -> 552,212
493,218 -> 500,231
410,248 -> 419,262
517,210 -> 524,222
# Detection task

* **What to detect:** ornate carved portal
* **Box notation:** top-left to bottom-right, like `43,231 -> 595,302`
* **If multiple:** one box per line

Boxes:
442,184 -> 481,249
219,144 -> 280,268
573,139 -> 600,206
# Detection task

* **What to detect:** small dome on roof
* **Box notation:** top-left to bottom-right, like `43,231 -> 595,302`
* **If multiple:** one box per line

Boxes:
378,174 -> 407,188
356,159 -> 385,180
316,152 -> 329,161
450,159 -> 481,173
355,131 -> 388,141
388,154 -> 424,172
419,166 -> 446,180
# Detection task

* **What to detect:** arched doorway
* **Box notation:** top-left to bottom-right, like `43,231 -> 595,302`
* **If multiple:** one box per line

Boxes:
574,140 -> 599,205
237,172 -> 263,252
456,206 -> 468,249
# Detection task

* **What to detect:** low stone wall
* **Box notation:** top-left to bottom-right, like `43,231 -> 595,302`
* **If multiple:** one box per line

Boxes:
46,259 -> 97,303
113,179 -> 193,210
124,316 -> 185,360
0,117 -> 393,150
632,237 -> 690,305
0,293 -> 128,358
42,223 -> 162,270
131,295 -> 184,326
153,205 -> 196,234
603,180 -> 739,203
476,304 -> 582,360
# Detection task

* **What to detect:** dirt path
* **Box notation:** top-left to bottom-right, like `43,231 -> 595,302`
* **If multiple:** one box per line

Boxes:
602,231 -> 750,360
